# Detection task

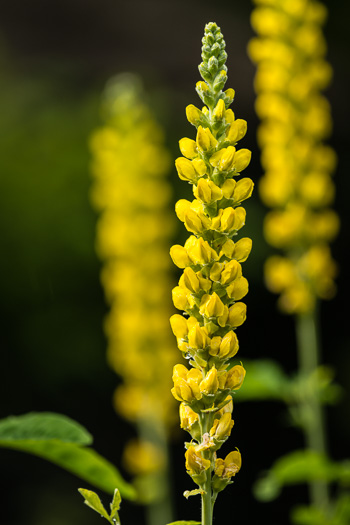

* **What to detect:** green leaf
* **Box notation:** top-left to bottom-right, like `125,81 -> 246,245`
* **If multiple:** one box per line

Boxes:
110,488 -> 122,521
0,412 -> 92,444
167,521 -> 201,525
0,413 -> 137,500
78,488 -> 111,522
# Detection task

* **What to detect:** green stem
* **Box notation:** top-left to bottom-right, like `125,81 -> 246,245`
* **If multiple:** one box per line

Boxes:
296,308 -> 330,510
200,414 -> 213,525
137,417 -> 174,525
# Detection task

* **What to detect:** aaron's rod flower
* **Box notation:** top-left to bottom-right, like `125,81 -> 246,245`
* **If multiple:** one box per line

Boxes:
170,22 -> 253,523
90,74 -> 178,505
249,0 -> 338,314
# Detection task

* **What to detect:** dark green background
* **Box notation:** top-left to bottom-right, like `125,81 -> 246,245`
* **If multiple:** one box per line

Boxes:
0,1 -> 349,524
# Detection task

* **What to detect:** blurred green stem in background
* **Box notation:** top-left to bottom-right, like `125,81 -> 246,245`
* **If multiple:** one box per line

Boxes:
296,308 -> 330,510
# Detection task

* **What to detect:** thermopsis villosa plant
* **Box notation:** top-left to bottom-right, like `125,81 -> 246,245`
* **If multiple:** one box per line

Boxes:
169,22 -> 253,525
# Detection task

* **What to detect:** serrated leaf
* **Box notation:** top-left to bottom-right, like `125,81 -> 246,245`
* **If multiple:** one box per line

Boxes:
0,412 -> 92,444
167,521 -> 201,525
78,489 -> 111,521
110,488 -> 121,520
0,413 -> 136,500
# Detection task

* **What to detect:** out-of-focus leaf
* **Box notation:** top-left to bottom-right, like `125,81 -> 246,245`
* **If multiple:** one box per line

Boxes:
0,413 -> 137,500
254,450 -> 350,502
292,505 -> 329,525
234,360 -> 289,401
0,412 -> 92,444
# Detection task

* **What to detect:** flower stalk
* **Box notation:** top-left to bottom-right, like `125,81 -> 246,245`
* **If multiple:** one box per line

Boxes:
170,22 -> 252,524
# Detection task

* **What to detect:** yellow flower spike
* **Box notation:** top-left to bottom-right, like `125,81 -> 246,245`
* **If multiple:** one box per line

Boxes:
225,365 -> 246,390
186,104 -> 204,127
233,178 -> 254,204
233,148 -> 252,172
200,367 -> 219,395
209,336 -> 222,356
219,330 -> 239,359
219,146 -> 236,171
170,314 -> 189,339
171,23 -> 251,512
182,267 -> 201,293
185,447 -> 211,476
228,302 -> 247,327
213,98 -> 226,120
196,126 -> 218,152
179,138 -> 198,159
188,324 -> 209,350
233,237 -> 253,262
227,276 -> 249,301
175,199 -> 192,221
170,244 -> 191,269
227,119 -> 248,144
220,260 -> 242,285
200,292 -> 225,319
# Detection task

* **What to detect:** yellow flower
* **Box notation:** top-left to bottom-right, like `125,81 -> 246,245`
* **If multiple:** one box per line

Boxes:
185,446 -> 211,476
214,450 -> 242,478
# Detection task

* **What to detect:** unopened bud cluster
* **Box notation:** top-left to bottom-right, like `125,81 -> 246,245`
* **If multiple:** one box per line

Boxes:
170,23 -> 252,501
249,0 -> 338,314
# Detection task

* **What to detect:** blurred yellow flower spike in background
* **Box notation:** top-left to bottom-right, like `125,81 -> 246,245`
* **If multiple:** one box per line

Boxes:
170,22 -> 253,525
248,0 -> 338,315
90,73 -> 178,523
249,2 -> 346,523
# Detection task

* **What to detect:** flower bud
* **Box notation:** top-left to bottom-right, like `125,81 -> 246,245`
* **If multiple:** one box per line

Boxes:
225,365 -> 246,390
213,98 -> 226,120
175,157 -> 198,182
228,302 -> 247,327
179,138 -> 198,159
233,177 -> 254,203
196,126 -> 218,152
182,267 -> 200,293
233,237 -> 252,262
186,104 -> 204,126
209,336 -> 222,356
187,237 -> 219,265
220,260 -> 242,285
220,146 -> 236,171
170,314 -> 188,339
221,179 -> 237,199
172,286 -> 189,310
170,244 -> 191,268
232,207 -> 246,231
194,178 -> 223,204
188,323 -> 209,349
219,330 -> 239,359
227,277 -> 249,301
175,199 -> 192,221
210,412 -> 234,440
227,119 -> 247,143
200,367 -> 219,394
200,292 -> 225,318
234,149 -> 251,172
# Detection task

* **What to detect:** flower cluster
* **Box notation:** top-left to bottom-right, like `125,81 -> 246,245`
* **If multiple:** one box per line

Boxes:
170,23 -> 252,506
249,0 -> 338,314
90,74 -> 178,474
